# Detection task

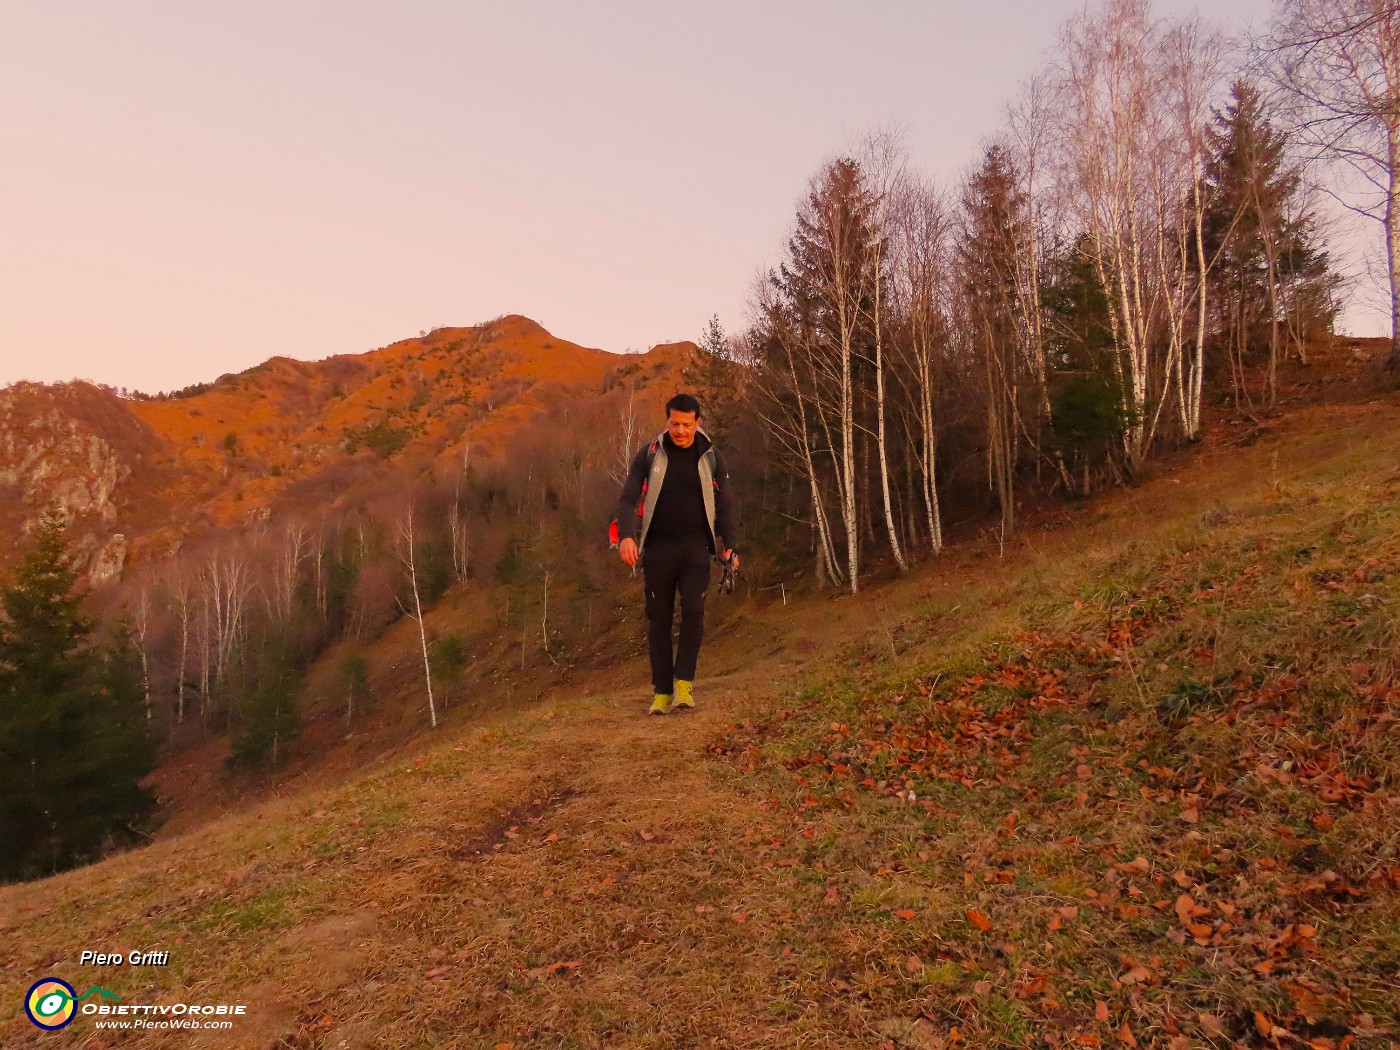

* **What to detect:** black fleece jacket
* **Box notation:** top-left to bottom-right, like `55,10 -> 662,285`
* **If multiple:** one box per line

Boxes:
613,431 -> 740,554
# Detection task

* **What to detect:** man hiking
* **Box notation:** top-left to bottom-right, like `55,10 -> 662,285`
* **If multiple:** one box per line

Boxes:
611,393 -> 739,715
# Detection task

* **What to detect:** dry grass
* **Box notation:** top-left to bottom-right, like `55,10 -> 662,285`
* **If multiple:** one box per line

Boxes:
2,398 -> 1398,1049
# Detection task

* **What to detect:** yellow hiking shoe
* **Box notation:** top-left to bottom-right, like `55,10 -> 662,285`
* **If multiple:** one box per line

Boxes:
673,680 -> 695,711
649,693 -> 673,716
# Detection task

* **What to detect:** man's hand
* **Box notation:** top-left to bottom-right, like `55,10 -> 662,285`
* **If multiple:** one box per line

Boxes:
723,549 -> 739,571
619,538 -> 639,568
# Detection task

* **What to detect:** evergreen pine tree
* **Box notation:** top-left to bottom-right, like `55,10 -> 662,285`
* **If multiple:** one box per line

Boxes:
776,156 -> 884,367
682,315 -> 738,445
1202,81 -> 1340,385
227,642 -> 302,770
769,156 -> 885,585
1041,236 -> 1128,491
0,512 -> 156,882
959,144 -> 1033,529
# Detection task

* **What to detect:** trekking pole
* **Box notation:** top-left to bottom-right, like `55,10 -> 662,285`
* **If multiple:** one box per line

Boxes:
717,552 -> 737,595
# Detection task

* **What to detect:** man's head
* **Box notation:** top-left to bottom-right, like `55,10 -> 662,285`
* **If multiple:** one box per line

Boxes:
665,393 -> 702,448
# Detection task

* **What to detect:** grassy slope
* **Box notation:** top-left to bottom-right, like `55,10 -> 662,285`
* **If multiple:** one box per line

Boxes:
2,397 -> 1398,1049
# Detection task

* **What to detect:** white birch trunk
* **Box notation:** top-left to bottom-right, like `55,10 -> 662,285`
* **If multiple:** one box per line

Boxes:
398,511 -> 437,729
134,587 -> 152,722
173,575 -> 190,723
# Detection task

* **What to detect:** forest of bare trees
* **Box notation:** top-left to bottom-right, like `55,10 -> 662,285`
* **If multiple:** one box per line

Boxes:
737,0 -> 1350,595
87,364 -> 658,770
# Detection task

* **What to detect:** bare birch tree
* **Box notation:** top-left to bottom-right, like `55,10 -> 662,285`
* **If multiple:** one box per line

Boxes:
1160,16 -> 1226,433
611,383 -> 640,487
1006,75 -> 1059,446
750,277 -> 846,586
1055,0 -> 1162,471
200,550 -> 251,690
1266,0 -> 1400,369
167,564 -> 193,723
540,568 -> 558,666
197,584 -> 211,721
309,522 -> 328,625
1050,0 -> 1225,466
269,520 -> 309,625
132,584 -> 153,722
773,157 -> 883,592
889,174 -> 952,552
858,131 -> 910,572
396,510 -> 437,729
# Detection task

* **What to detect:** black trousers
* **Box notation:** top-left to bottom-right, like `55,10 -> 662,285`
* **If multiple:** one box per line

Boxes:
642,535 -> 712,693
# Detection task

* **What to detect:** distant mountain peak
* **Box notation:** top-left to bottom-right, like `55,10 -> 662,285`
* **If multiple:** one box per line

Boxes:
0,316 -> 691,579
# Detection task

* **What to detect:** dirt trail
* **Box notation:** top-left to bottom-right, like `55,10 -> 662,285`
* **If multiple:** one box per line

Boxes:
278,672 -> 816,1049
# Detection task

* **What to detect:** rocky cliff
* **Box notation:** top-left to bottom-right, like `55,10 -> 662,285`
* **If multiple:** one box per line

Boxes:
0,381 -> 166,581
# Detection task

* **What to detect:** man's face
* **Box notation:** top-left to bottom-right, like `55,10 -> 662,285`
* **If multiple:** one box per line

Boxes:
667,409 -> 699,448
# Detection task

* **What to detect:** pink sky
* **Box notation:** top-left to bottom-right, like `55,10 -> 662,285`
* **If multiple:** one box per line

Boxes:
1,1 -> 1375,393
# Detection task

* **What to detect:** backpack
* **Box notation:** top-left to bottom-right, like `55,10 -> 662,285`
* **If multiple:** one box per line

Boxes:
607,438 -> 661,549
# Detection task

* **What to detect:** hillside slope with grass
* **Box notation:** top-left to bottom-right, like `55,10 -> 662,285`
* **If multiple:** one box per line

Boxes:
2,395 -> 1398,1049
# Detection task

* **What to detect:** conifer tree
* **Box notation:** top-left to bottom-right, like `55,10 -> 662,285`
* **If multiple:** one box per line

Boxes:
1041,236 -> 1128,492
0,512 -> 155,882
959,145 -> 1033,533
682,315 -> 738,445
769,156 -> 884,590
1202,80 -> 1339,403
227,642 -> 302,769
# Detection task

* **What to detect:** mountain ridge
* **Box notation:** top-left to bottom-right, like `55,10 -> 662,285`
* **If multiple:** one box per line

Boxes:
0,314 -> 693,577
